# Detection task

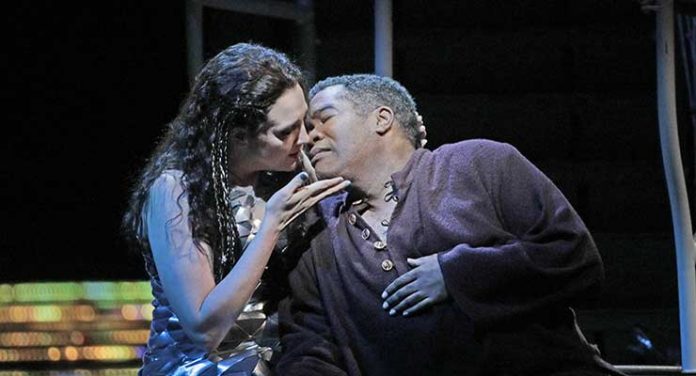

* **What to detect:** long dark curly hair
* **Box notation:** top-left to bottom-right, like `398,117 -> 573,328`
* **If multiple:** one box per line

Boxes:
123,43 -> 304,282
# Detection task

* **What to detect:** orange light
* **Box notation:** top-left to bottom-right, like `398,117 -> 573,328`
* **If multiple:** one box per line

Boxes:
8,306 -> 28,322
110,329 -> 149,344
0,349 -> 20,362
76,305 -> 96,321
120,305 -> 139,321
82,345 -> 139,361
64,346 -> 79,361
139,304 -> 153,321
47,346 -> 61,361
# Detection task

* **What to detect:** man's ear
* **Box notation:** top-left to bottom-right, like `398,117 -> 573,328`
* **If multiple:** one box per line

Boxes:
374,106 -> 395,135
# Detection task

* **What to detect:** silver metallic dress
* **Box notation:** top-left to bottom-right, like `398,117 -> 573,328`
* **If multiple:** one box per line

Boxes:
139,173 -> 277,375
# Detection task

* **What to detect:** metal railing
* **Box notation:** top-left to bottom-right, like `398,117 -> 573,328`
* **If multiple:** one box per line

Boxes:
617,365 -> 685,375
654,0 -> 696,372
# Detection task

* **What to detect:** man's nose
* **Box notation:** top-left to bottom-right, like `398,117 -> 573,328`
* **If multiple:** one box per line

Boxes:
307,124 -> 322,145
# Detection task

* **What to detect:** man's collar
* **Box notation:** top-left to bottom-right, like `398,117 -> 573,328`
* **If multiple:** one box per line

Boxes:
318,190 -> 350,219
318,148 -> 429,219
389,148 -> 428,197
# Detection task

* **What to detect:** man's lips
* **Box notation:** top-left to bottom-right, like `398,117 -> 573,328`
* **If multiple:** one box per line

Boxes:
309,148 -> 330,163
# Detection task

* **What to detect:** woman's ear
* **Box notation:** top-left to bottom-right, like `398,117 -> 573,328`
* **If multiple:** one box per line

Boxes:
374,106 -> 395,135
230,127 -> 249,143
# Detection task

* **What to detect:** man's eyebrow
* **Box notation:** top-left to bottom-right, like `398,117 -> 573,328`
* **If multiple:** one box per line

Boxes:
310,105 -> 337,118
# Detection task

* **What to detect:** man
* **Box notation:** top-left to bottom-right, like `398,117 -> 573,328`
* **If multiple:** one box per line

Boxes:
276,74 -> 623,375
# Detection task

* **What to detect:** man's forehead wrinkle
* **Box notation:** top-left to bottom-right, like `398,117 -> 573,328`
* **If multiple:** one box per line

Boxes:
310,92 -> 342,116
310,97 -> 335,117
315,85 -> 348,102
310,85 -> 362,119
333,86 -> 358,107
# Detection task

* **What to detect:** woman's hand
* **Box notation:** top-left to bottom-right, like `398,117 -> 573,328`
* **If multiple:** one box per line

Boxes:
416,112 -> 428,148
265,172 -> 350,232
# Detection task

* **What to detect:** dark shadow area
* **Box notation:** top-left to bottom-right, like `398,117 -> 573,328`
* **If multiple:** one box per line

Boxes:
4,0 -> 694,368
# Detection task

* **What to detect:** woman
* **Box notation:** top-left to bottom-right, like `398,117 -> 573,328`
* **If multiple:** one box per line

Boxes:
122,43 -> 349,375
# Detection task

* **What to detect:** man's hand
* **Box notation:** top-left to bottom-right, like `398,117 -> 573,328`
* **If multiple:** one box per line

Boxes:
381,254 -> 448,317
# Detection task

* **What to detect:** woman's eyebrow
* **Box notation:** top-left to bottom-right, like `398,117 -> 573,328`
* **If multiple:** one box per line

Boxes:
277,118 -> 302,131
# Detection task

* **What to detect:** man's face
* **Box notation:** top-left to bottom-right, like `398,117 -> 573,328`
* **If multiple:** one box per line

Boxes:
307,85 -> 373,180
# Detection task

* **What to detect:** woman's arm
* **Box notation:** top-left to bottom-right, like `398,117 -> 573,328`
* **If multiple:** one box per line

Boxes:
147,171 -> 349,352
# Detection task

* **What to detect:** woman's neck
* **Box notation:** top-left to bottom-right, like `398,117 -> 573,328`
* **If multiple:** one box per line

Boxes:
228,157 -> 259,187
227,147 -> 260,187
229,169 -> 258,187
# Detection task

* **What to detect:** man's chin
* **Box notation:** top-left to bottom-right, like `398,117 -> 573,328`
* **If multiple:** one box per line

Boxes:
315,164 -> 338,180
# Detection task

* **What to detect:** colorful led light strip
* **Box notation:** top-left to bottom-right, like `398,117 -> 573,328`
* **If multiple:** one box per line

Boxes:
0,345 -> 145,362
0,368 -> 139,375
0,282 -> 152,367
0,304 -> 152,324
0,330 -> 150,347
0,282 -> 151,304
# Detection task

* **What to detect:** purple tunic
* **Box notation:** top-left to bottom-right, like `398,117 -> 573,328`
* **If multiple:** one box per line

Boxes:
277,140 -> 624,376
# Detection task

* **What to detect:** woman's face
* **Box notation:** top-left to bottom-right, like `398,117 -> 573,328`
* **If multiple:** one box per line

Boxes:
245,83 -> 309,172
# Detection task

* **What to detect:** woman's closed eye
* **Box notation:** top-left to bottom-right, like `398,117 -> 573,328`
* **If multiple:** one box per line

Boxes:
276,128 -> 293,139
275,120 -> 301,140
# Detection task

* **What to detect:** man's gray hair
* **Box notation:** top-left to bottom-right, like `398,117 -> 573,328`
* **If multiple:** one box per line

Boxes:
310,74 -> 420,146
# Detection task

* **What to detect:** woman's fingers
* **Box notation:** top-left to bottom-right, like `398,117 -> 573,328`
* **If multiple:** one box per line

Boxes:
283,172 -> 310,195
304,179 -> 351,202
282,180 -> 350,227
279,178 -> 350,230
298,150 -> 318,183
305,177 -> 346,192
286,177 -> 346,205
418,124 -> 428,148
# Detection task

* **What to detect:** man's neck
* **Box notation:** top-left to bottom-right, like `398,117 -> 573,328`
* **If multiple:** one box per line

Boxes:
354,142 -> 414,213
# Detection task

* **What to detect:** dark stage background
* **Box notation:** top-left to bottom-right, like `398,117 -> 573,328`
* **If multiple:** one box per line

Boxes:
4,0 -> 695,363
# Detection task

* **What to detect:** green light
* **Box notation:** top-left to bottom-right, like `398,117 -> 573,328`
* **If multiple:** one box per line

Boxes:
33,306 -> 62,322
0,285 -> 13,304
83,282 -> 116,301
13,283 -> 82,303
116,282 -> 150,301
1,282 -> 151,305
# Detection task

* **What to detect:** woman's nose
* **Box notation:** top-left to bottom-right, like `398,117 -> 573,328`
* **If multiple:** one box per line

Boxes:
296,123 -> 310,145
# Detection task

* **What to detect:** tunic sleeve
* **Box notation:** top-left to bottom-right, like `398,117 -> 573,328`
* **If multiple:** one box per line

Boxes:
436,142 -> 604,329
276,246 -> 348,376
